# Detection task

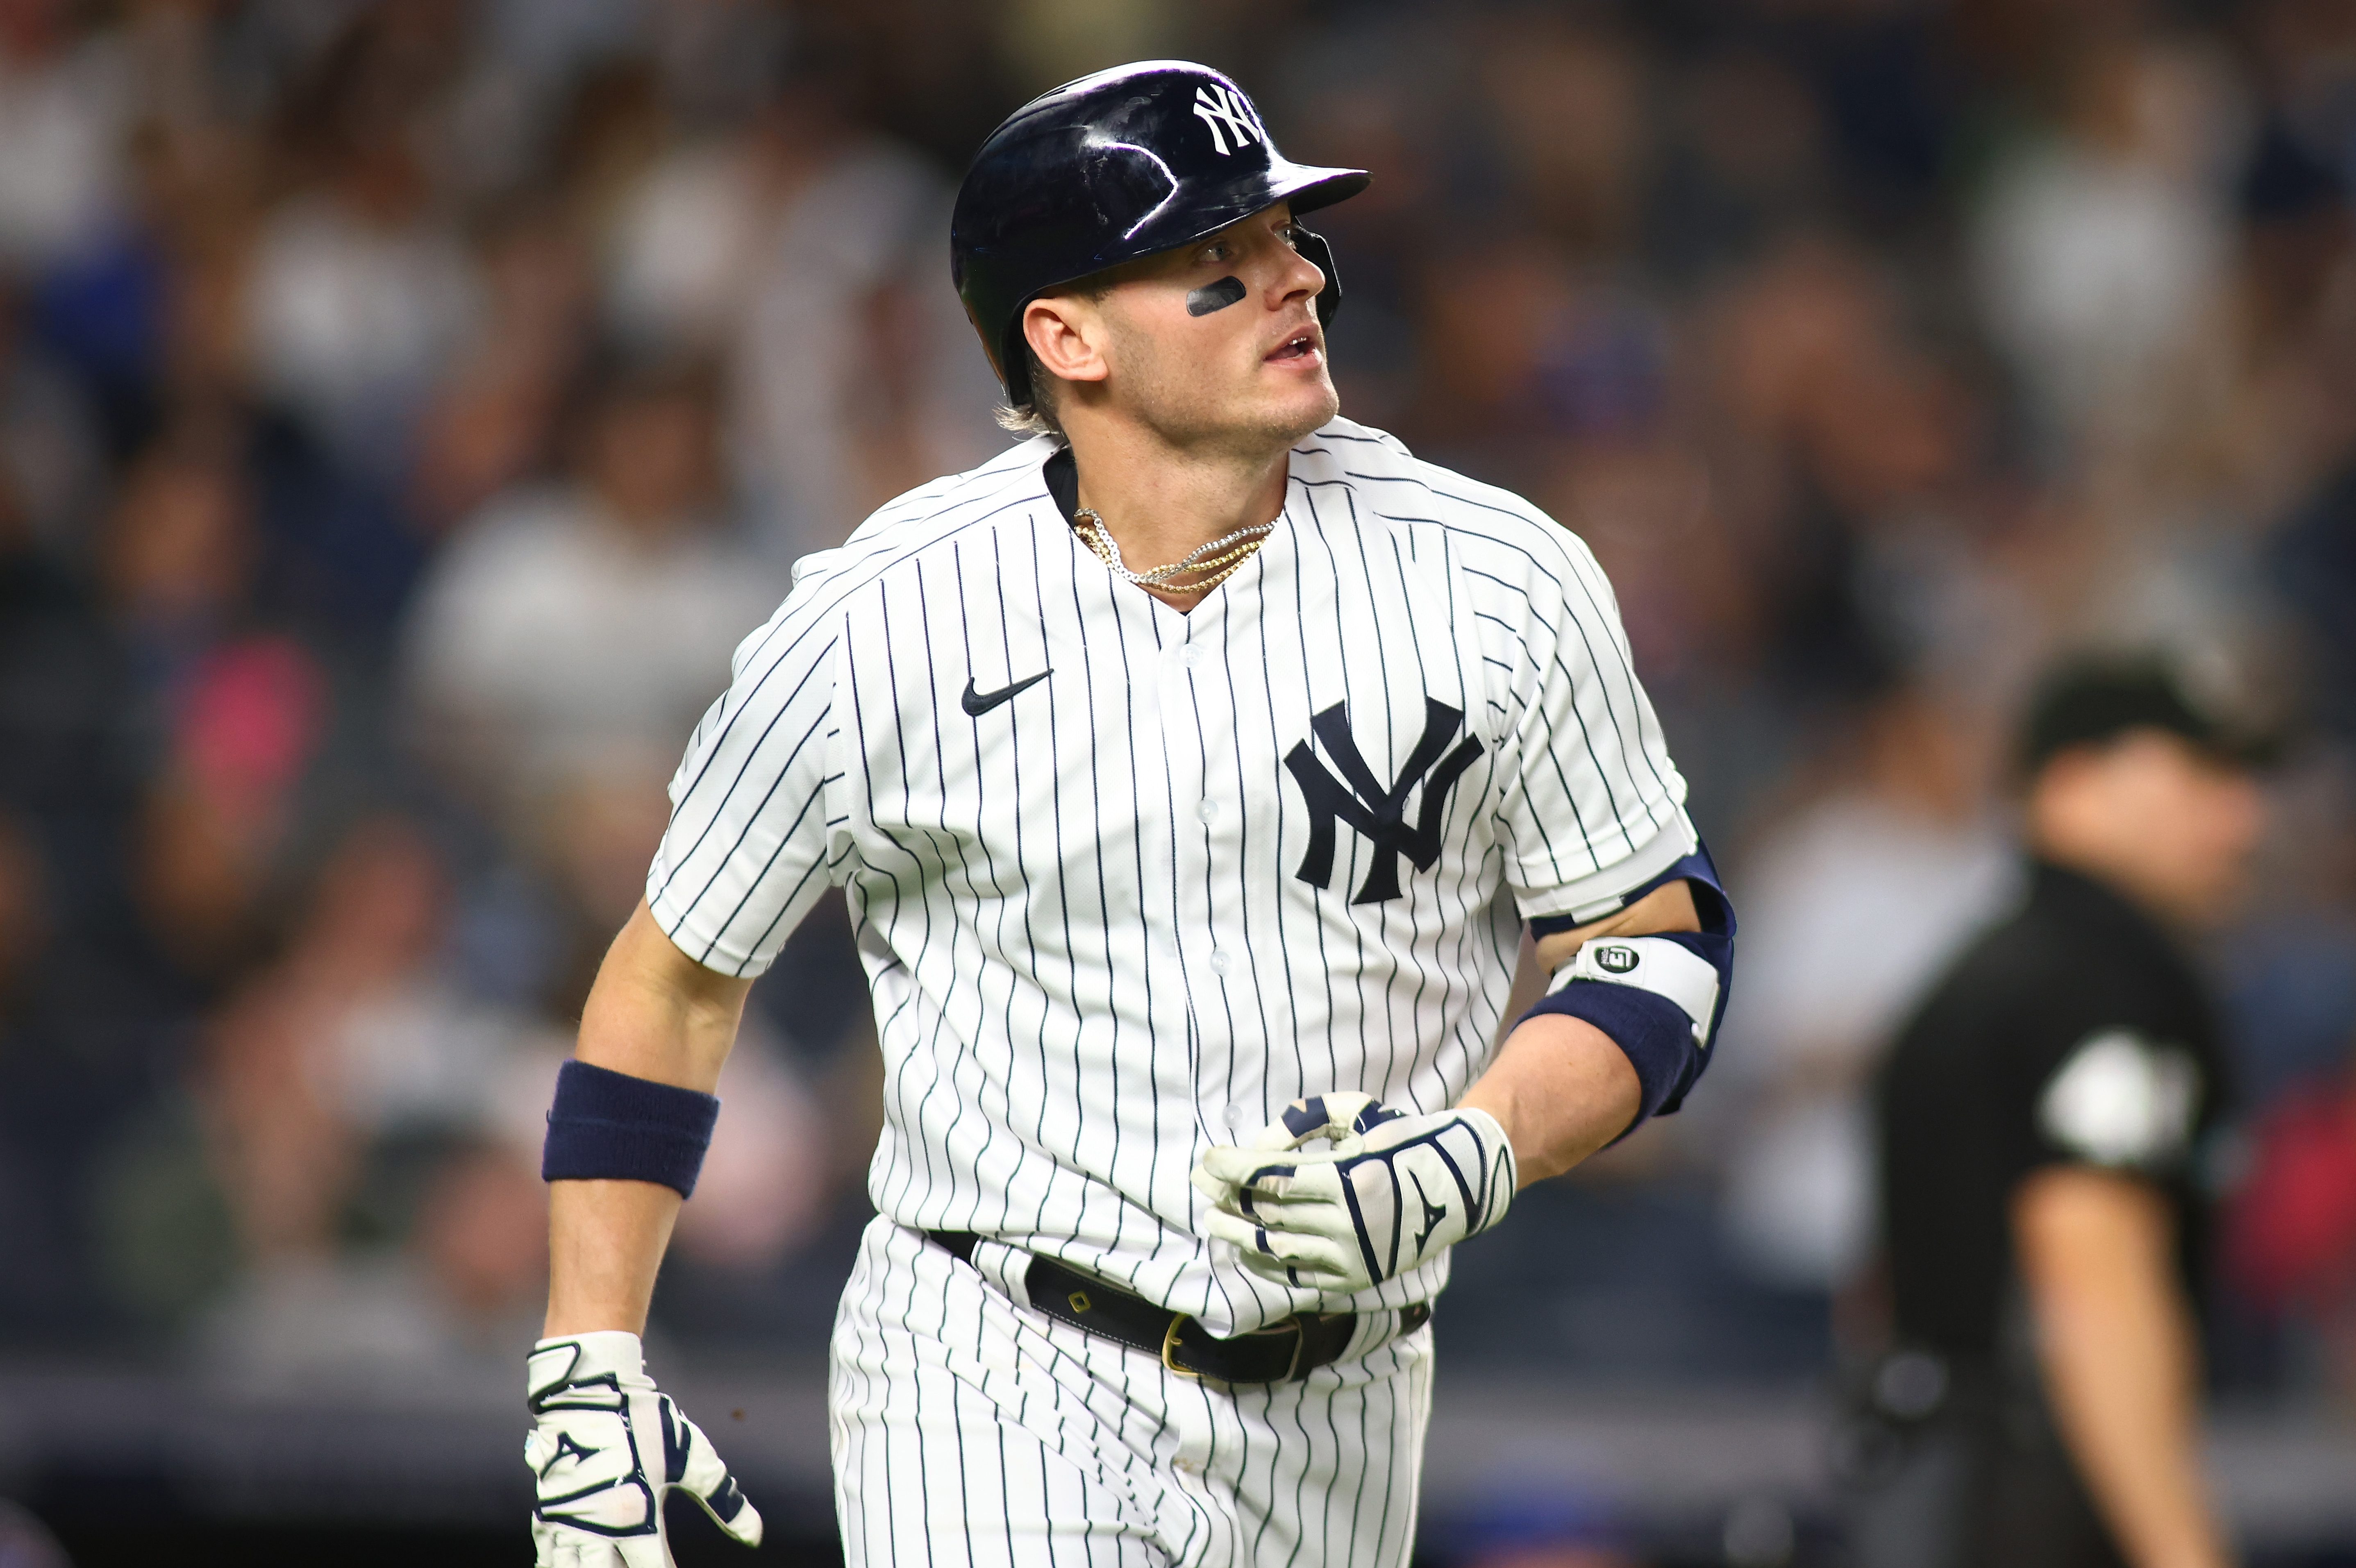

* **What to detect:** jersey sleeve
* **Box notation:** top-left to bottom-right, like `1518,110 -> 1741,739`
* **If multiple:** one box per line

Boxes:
644,597 -> 851,978
1484,523 -> 1696,925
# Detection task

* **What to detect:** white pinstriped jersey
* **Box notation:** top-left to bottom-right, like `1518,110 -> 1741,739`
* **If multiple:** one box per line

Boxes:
647,416 -> 1695,1337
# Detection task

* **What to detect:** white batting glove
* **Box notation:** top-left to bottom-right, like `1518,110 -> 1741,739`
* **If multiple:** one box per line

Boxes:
526,1331 -> 762,1567
1192,1092 -> 1518,1294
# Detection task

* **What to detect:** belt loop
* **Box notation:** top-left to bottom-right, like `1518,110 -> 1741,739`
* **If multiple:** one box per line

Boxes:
1341,1303 -> 1429,1364
1277,1321 -> 1308,1382
970,1238 -> 1035,1310
1335,1309 -> 1375,1365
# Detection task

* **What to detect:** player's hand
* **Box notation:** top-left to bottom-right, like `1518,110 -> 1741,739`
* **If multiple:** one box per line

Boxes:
1191,1092 -> 1517,1293
526,1330 -> 762,1567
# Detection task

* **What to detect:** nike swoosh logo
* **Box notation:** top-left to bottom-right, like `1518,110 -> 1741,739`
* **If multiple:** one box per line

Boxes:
961,669 -> 1051,716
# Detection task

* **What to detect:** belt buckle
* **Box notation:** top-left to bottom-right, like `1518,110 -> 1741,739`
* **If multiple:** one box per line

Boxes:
1161,1313 -> 1307,1383
1159,1314 -> 1202,1380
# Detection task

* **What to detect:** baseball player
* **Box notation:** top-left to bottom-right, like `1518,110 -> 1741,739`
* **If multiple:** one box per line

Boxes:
524,61 -> 1736,1567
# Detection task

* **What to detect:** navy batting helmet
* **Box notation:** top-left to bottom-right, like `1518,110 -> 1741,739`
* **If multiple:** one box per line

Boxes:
950,61 -> 1369,408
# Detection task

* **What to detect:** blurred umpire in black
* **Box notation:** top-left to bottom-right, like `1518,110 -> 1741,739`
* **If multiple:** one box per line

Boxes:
1853,655 -> 2272,1568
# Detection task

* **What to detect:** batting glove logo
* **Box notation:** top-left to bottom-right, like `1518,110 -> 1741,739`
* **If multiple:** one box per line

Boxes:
526,1331 -> 761,1567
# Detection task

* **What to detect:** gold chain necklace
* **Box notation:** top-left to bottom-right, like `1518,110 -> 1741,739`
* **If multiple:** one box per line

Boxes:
1072,508 -> 1275,596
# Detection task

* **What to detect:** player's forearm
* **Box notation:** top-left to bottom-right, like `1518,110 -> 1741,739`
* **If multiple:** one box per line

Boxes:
1459,1014 -> 1641,1185
543,902 -> 755,1336
545,1179 -> 684,1335
2016,1169 -> 2234,1568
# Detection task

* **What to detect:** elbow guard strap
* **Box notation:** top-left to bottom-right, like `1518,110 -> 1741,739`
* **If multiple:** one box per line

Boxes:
541,1060 -> 720,1198
1519,839 -> 1738,1130
1522,930 -> 1731,1126
1553,935 -> 1722,1042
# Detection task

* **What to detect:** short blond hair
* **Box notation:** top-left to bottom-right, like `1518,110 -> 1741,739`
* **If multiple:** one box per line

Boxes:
994,358 -> 1065,440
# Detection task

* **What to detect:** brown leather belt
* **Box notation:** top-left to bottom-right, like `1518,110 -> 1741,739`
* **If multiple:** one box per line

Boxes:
925,1229 -> 1429,1384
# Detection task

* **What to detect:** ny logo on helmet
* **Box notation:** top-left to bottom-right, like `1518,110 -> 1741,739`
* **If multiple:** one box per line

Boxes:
1193,84 -> 1264,157
1284,699 -> 1485,904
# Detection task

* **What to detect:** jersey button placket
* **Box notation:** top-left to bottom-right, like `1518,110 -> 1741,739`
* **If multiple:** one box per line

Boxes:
1185,642 -> 1225,841
1154,628 -> 1221,1016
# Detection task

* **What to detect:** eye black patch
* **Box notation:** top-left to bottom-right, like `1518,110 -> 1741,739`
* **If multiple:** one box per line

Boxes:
1187,276 -> 1247,316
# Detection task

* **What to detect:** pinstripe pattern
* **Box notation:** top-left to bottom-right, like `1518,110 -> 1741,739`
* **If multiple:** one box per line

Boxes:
648,416 -> 1691,1559
645,416 -> 1693,1340
831,1220 -> 1434,1568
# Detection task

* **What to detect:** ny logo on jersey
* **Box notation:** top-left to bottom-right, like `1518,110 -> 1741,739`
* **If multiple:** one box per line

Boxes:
1192,84 -> 1264,157
1284,699 -> 1485,904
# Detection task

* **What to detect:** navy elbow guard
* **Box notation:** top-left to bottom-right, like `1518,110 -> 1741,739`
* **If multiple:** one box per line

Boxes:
1521,844 -> 1736,1129
541,1060 -> 721,1198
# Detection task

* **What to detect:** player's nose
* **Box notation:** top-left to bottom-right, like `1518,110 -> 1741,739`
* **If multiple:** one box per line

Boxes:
1274,242 -> 1327,309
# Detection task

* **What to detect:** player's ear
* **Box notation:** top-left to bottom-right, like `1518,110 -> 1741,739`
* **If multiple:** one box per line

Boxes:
1022,296 -> 1110,389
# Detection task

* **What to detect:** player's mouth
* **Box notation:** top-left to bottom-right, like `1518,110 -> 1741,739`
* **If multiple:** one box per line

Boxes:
1264,327 -> 1322,369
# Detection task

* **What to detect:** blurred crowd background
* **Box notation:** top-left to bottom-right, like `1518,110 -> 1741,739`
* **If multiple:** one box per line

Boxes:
5,0 -> 2356,1544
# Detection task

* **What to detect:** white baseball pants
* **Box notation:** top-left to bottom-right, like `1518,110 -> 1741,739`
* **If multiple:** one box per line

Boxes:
829,1220 -> 1434,1567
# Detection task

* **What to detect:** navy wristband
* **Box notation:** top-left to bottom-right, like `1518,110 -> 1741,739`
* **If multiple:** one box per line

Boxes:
542,1060 -> 721,1198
